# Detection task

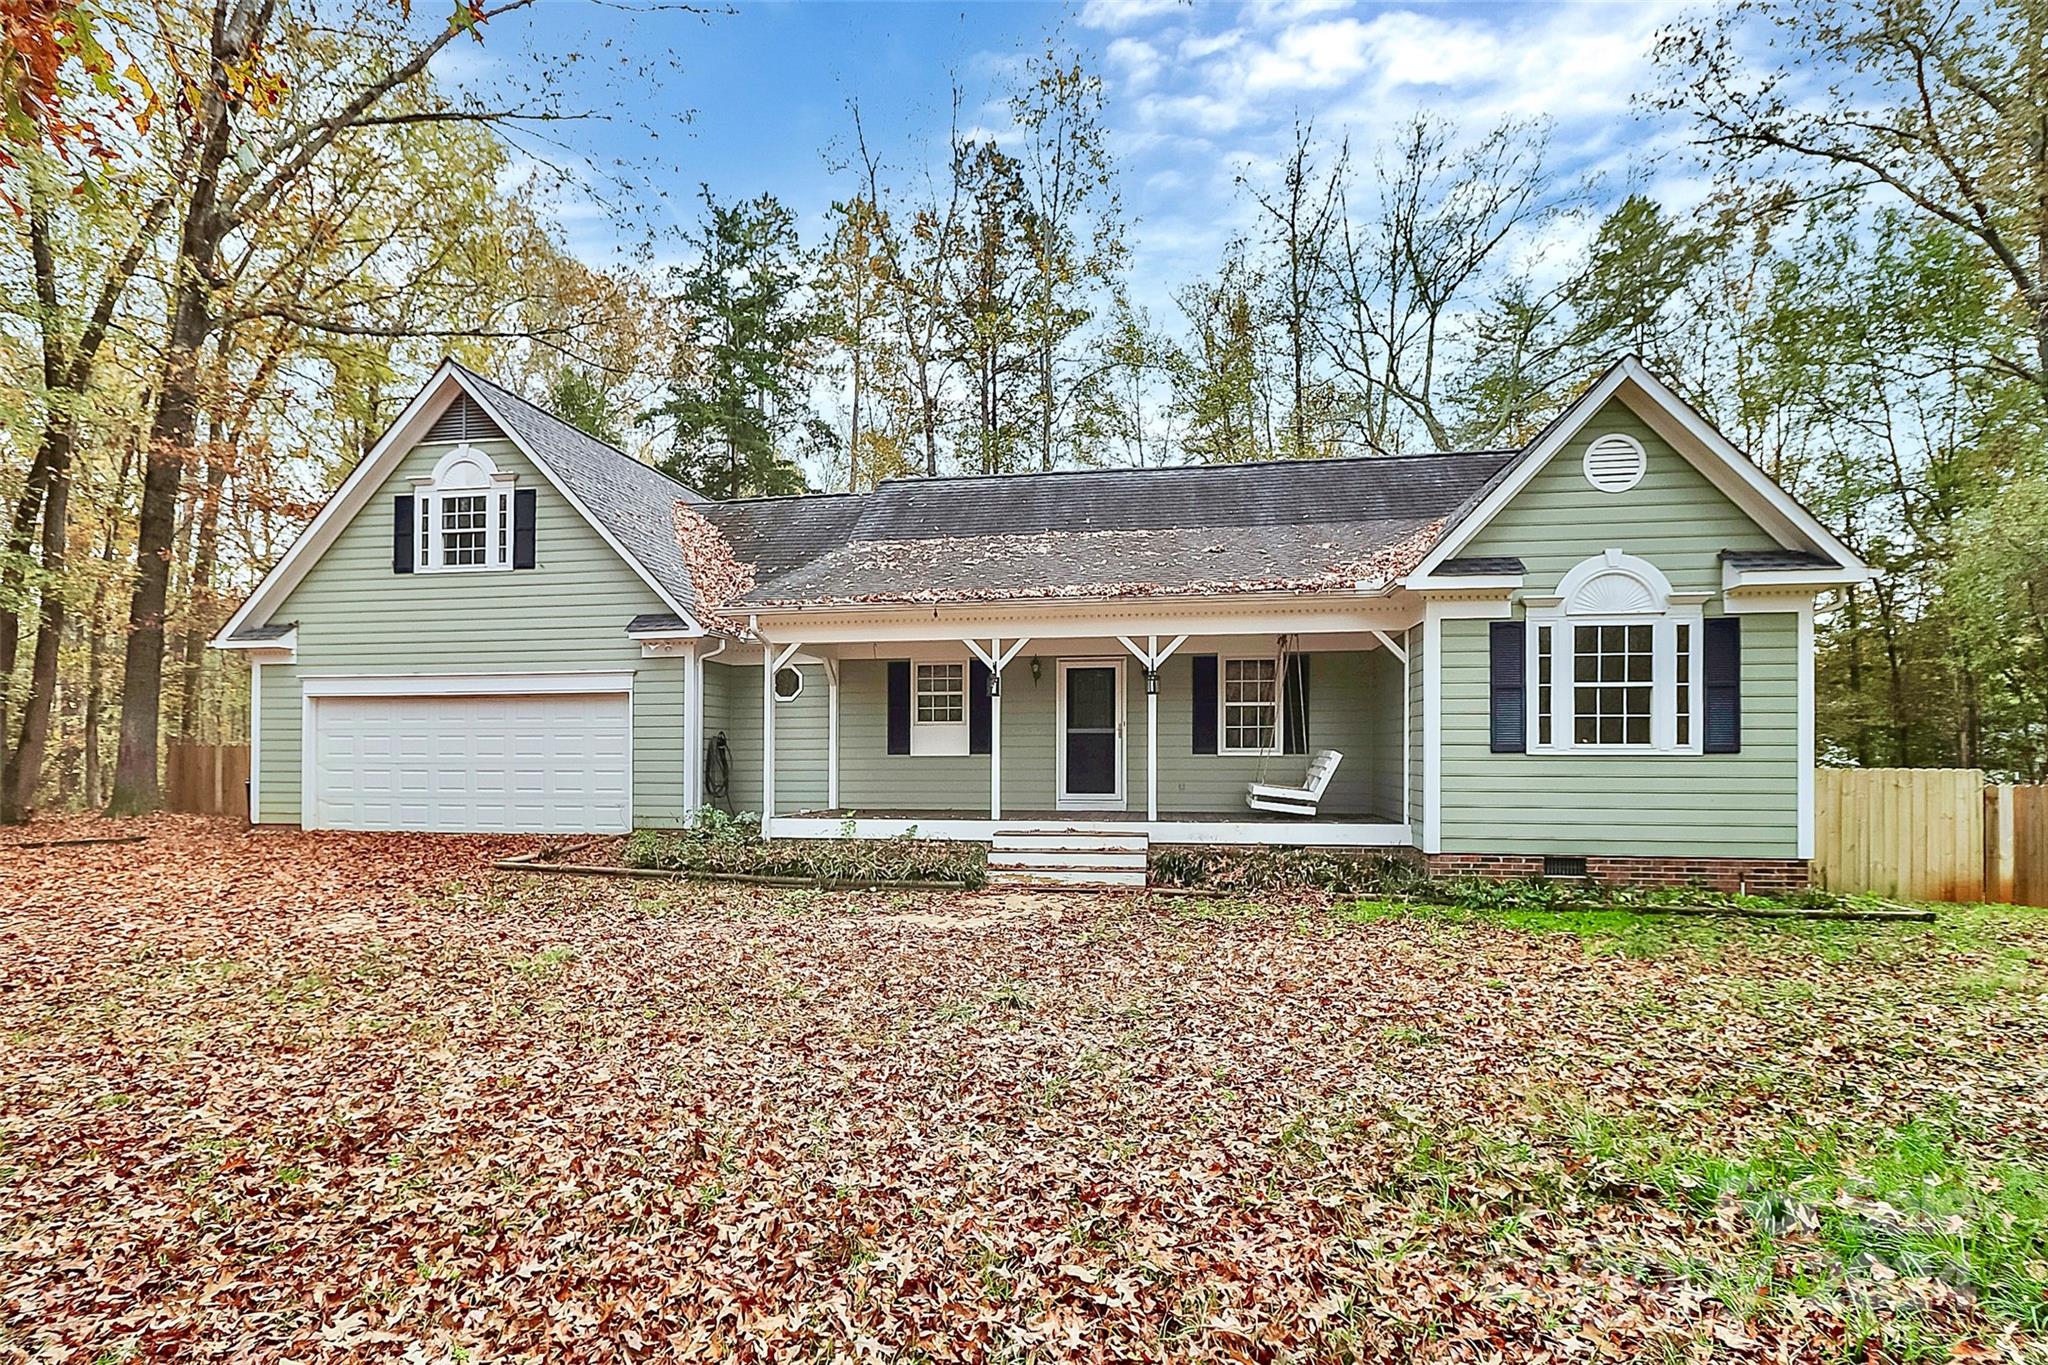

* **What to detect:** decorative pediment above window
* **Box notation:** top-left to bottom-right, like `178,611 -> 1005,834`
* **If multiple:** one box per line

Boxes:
1556,549 -> 1673,615
401,444 -> 529,574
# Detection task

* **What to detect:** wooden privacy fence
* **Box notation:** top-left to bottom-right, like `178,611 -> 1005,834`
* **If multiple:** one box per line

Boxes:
1985,782 -> 2048,908
1814,767 -> 2048,906
165,741 -> 249,818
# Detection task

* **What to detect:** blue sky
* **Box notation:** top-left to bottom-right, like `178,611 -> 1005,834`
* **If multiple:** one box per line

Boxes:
437,0 -> 1704,314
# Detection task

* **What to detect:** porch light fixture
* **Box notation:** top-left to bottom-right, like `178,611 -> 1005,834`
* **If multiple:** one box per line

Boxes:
1030,656 -> 1042,684
1144,667 -> 1159,695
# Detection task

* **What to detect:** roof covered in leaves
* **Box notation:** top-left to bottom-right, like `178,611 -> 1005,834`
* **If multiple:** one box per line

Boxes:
690,452 -> 1520,616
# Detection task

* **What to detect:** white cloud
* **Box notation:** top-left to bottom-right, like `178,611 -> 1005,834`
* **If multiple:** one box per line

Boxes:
1078,0 -> 1189,32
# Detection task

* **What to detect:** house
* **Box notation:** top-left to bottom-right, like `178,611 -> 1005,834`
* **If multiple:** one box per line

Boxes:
214,356 -> 1871,890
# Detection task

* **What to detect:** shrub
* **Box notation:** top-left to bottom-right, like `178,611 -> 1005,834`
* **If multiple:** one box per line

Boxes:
625,814 -> 985,888
1149,846 -> 1432,897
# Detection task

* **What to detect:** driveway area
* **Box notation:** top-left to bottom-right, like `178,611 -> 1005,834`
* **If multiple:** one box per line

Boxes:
2,817 -> 2042,1361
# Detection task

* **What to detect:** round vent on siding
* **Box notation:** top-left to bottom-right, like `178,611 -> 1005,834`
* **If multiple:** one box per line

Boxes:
1582,432 -> 1647,493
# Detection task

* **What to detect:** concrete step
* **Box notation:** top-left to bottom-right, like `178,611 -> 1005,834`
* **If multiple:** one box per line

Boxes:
989,849 -> 1148,871
988,827 -> 1150,890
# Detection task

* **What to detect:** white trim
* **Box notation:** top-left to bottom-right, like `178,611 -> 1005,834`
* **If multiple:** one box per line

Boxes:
1055,658 -> 1127,811
909,659 -> 971,757
824,658 -> 840,812
760,640 -> 802,831
412,444 -> 516,575
213,363 -> 704,648
1369,627 -> 1408,665
1115,633 -> 1188,823
217,626 -> 297,662
1406,357 -> 1871,582
299,670 -> 636,698
1797,600 -> 1815,860
1401,627 -> 1412,830
772,664 -> 805,702
764,815 -> 1412,848
1582,431 -> 1647,493
1722,562 -> 1871,593
683,642 -> 704,817
1217,654 -> 1285,757
248,660 -> 262,824
1422,609 -> 1442,855
750,601 -> 1418,645
1524,551 -> 1703,757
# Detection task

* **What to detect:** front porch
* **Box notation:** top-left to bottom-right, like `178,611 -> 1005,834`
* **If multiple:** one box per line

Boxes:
684,601 -> 1426,850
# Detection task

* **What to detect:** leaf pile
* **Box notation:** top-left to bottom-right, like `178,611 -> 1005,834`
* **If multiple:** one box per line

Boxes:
625,818 -> 987,887
2,815 -> 2043,1361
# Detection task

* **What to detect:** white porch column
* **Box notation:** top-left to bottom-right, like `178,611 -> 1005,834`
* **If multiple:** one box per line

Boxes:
964,637 -> 1031,822
761,641 -> 776,835
759,638 -> 803,836
248,660 -> 262,825
682,642 -> 703,817
825,658 -> 841,812
1116,633 -> 1187,824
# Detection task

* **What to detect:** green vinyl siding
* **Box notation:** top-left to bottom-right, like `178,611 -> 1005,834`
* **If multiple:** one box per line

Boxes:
255,437 -> 687,827
703,660 -> 830,816
1462,400 -> 1780,593
1361,645 -> 1405,820
1439,396 -> 1801,858
1438,612 -> 1798,856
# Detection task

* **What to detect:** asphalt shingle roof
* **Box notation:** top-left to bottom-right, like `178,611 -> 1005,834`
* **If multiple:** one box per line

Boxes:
454,364 -> 710,618
697,451 -> 1519,610
1720,548 -> 1838,570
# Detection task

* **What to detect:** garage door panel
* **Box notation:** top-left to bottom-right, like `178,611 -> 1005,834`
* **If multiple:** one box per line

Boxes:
311,690 -> 631,833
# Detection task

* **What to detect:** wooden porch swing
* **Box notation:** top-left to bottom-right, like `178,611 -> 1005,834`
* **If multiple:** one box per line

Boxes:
1243,633 -> 1342,816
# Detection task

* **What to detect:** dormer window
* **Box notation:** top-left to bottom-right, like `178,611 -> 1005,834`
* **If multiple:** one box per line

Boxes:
414,446 -> 516,573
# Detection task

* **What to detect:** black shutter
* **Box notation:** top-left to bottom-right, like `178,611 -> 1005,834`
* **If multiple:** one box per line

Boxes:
1192,655 -> 1218,755
512,488 -> 537,569
968,659 -> 992,755
1282,655 -> 1310,754
1703,617 -> 1742,753
393,495 -> 414,573
886,661 -> 911,755
1489,621 -> 1526,753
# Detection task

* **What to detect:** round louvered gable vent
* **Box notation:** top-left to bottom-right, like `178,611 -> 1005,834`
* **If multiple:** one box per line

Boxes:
1582,432 -> 1647,493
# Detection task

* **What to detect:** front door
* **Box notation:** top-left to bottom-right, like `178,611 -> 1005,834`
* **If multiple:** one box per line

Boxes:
1058,660 -> 1125,810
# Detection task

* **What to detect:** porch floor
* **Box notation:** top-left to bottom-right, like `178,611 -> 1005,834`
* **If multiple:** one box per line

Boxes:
785,807 -> 1405,825
767,808 -> 1413,848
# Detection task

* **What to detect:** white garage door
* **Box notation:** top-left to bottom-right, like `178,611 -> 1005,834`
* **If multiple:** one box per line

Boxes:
309,691 -> 631,833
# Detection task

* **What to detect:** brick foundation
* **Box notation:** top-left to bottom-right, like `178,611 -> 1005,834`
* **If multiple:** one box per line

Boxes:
1426,853 -> 1810,895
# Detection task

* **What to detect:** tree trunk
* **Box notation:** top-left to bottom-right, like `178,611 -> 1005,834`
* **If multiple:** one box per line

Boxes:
3,448 -> 71,821
109,271 -> 215,814
177,445 -> 230,741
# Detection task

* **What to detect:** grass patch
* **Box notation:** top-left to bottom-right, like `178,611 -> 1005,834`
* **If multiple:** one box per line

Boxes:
1391,1102 -> 2048,1337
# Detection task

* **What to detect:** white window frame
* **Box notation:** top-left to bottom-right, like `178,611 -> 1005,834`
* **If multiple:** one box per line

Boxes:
412,444 -> 516,575
910,659 -> 969,757
772,665 -> 805,703
1525,551 -> 1703,757
1218,656 -> 1284,757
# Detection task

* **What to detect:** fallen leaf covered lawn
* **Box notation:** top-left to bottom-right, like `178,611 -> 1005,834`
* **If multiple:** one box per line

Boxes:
3,818 -> 2043,1362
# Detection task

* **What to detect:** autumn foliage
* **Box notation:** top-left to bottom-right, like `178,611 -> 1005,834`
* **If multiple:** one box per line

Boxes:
1,818 -> 2042,1360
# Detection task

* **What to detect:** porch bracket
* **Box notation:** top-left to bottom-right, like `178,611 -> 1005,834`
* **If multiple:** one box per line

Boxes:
1369,627 -> 1409,665
1117,634 -> 1188,821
